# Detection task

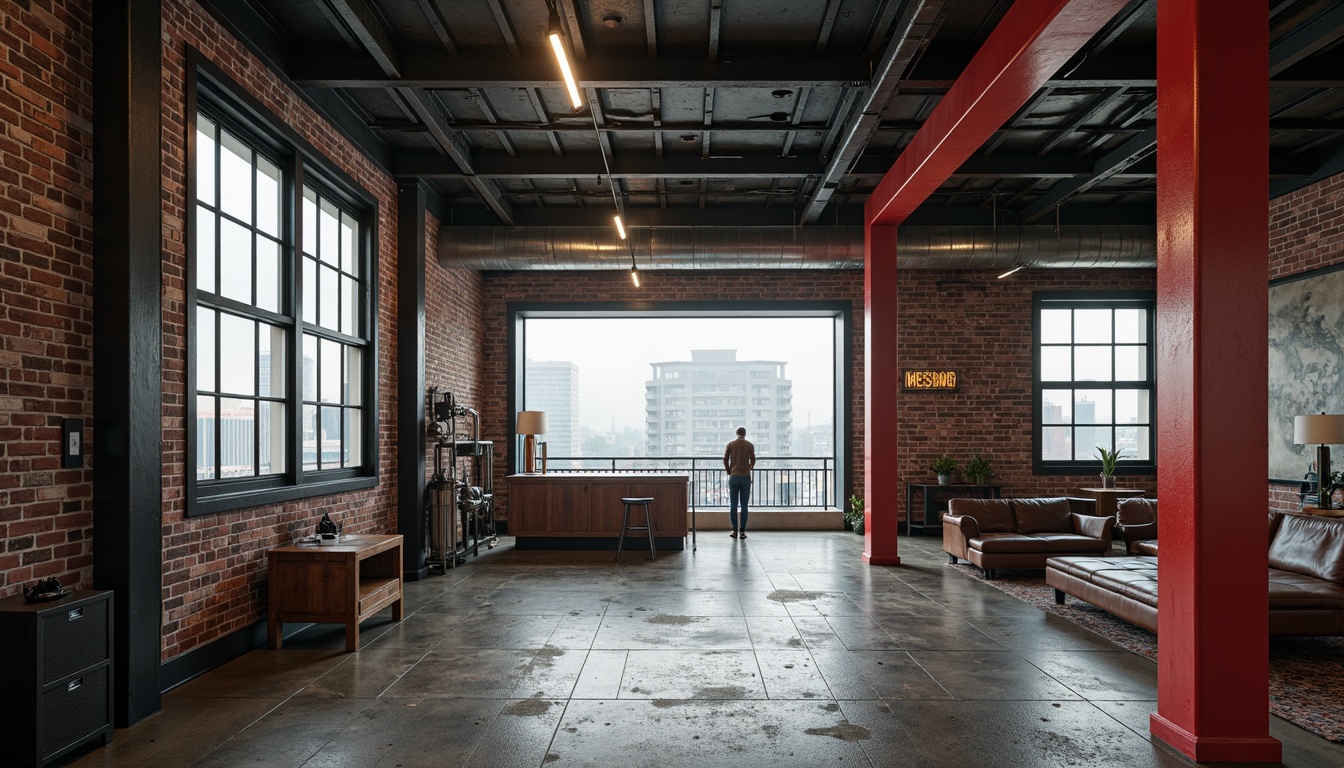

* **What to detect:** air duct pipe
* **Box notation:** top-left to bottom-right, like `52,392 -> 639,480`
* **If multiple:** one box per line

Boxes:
436,225 -> 1155,271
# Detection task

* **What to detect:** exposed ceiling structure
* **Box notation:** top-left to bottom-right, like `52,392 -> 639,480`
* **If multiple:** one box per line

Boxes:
204,0 -> 1344,235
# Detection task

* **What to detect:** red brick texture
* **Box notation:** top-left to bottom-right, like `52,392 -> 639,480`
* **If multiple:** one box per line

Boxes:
1268,169 -> 1344,513
425,210 -> 486,482
0,1 -> 95,596
155,0 -> 400,660
476,267 -> 1157,523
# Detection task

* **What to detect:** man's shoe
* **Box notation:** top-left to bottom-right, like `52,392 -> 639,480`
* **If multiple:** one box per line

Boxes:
730,530 -> 739,538
739,530 -> 747,539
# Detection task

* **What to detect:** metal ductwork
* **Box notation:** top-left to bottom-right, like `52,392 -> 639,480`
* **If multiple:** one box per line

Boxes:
437,225 -> 1156,271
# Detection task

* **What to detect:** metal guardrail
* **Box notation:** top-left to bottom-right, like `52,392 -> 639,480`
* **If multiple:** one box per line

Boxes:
541,455 -> 835,512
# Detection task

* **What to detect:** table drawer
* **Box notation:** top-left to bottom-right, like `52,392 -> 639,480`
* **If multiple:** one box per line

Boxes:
41,666 -> 109,760
41,600 -> 109,685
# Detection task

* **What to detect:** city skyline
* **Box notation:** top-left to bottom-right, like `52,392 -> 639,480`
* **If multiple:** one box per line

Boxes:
522,316 -> 836,433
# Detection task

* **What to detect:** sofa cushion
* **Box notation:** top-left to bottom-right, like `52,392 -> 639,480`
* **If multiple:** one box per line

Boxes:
969,533 -> 1047,553
949,498 -> 1014,533
1268,513 -> 1344,583
1034,533 -> 1111,553
1268,570 -> 1344,610
1116,498 -> 1156,526
1133,540 -> 1159,556
1012,497 -> 1073,534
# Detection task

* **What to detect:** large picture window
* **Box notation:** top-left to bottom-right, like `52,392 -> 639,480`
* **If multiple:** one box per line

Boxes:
188,55 -> 377,515
1033,292 -> 1156,474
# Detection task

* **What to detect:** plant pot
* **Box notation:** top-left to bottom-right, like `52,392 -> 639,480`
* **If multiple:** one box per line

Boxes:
852,520 -> 864,534
1101,474 -> 1115,489
937,474 -> 951,485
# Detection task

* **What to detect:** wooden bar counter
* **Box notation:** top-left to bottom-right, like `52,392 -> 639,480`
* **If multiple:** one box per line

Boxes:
507,473 -> 689,550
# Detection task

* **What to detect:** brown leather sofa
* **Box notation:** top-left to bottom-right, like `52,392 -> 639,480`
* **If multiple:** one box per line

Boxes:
1115,497 -> 1158,555
943,497 -> 1115,579
1047,512 -> 1344,636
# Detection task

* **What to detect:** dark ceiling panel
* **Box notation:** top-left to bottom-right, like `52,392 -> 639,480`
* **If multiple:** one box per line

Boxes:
211,0 -> 1343,228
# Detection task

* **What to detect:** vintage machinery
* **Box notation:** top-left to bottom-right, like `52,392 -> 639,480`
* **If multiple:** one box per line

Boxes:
425,388 -> 496,570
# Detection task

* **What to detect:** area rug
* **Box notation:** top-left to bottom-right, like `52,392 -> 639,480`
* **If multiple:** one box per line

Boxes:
948,564 -> 1344,742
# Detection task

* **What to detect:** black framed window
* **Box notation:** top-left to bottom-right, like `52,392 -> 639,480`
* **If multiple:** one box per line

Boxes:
187,51 -> 377,515
1033,292 -> 1156,474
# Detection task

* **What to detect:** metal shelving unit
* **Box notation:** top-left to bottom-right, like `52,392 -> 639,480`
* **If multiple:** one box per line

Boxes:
425,389 -> 496,571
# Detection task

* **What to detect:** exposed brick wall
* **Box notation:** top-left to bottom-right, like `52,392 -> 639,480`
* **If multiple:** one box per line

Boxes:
1268,169 -> 1344,512
895,269 -> 1157,501
156,0 -> 399,660
478,270 -> 867,521
425,210 -> 485,482
0,0 -> 95,597
1269,170 -> 1344,281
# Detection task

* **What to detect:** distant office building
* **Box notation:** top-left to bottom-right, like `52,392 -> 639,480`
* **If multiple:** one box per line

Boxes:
645,349 -> 792,456
525,360 -> 580,457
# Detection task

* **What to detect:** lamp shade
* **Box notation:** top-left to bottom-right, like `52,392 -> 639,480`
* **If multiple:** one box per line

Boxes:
517,411 -> 548,435
1294,414 -> 1344,445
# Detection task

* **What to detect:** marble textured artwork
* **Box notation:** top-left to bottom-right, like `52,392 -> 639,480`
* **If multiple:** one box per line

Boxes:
1269,266 -> 1344,479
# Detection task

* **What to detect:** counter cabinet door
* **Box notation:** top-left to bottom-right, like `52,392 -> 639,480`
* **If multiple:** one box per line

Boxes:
508,482 -> 550,535
546,481 -> 591,533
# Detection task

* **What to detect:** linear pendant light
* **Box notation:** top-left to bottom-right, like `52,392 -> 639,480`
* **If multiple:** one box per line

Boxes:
548,7 -> 582,110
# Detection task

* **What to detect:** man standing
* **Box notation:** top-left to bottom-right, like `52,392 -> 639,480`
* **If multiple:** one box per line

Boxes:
723,427 -> 755,538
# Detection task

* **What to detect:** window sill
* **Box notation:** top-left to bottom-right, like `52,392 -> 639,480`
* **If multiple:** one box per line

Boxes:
188,475 -> 377,517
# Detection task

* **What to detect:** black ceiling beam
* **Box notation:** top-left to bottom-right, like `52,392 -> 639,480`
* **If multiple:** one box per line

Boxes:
1270,138 -> 1344,198
902,52 -> 1157,91
325,0 -> 513,224
801,0 -> 950,224
1019,125 -> 1157,222
1269,2 -> 1344,76
396,151 -> 828,179
291,54 -> 872,88
326,0 -> 401,77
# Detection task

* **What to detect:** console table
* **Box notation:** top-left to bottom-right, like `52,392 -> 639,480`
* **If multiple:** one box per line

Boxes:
904,483 -> 1002,536
1076,487 -> 1146,518
267,534 -> 403,652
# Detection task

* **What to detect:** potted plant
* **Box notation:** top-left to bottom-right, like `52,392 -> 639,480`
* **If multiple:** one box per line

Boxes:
931,456 -> 958,485
965,453 -> 994,485
1095,446 -> 1125,488
846,494 -> 865,534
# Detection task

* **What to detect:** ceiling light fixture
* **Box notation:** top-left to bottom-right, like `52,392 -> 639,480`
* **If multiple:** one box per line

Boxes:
547,4 -> 582,110
997,264 -> 1024,279
614,214 -> 627,240
630,260 -> 640,287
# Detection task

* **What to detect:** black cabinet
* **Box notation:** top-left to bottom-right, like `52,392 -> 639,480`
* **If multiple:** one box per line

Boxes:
0,590 -> 114,767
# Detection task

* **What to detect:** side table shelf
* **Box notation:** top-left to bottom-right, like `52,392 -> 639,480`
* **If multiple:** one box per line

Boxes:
0,589 -> 114,768
268,534 -> 404,652
904,483 -> 1003,536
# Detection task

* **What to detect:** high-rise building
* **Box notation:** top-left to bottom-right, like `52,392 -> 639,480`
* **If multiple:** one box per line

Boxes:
645,350 -> 792,457
524,360 -> 580,457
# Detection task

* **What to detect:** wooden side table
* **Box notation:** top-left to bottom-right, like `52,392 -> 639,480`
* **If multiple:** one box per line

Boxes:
1077,488 -> 1146,519
1299,505 -> 1344,519
267,534 -> 404,652
904,483 -> 1003,536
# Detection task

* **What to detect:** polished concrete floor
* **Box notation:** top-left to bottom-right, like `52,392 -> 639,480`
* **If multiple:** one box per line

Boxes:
71,532 -> 1344,768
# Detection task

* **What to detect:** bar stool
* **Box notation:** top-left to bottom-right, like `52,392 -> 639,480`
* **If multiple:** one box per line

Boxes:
615,497 -> 656,561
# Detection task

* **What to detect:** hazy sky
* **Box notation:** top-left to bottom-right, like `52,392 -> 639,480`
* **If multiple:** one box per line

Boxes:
523,317 -> 837,431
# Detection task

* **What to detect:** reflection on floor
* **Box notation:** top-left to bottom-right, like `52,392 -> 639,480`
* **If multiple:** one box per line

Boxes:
70,532 -> 1344,768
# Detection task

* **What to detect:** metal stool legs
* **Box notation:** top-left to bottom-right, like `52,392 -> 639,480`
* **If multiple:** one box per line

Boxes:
615,496 -> 656,561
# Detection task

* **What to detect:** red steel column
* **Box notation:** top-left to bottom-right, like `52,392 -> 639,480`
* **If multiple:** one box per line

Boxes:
1150,0 -> 1278,762
863,223 -> 900,566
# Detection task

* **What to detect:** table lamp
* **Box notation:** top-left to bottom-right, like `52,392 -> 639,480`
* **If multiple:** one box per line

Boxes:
517,411 -> 548,474
1294,413 -> 1344,509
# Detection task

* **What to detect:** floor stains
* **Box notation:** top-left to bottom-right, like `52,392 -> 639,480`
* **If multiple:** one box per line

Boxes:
645,614 -> 699,625
766,590 -> 827,603
502,699 -> 554,717
803,722 -> 871,741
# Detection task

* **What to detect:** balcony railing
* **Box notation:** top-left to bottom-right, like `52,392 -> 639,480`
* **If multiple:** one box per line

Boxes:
541,455 -> 835,511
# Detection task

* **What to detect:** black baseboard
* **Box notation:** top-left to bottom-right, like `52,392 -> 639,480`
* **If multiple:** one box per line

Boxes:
158,620 -> 313,693
513,536 -> 685,551
403,565 -> 431,581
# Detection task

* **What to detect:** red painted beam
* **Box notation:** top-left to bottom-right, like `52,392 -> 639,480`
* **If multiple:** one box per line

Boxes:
863,223 -> 900,566
1151,0 -> 1279,762
865,0 -> 1132,226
